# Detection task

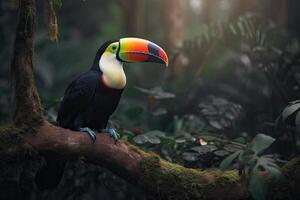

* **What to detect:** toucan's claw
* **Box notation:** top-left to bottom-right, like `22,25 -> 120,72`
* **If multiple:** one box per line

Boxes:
79,127 -> 97,143
101,128 -> 120,141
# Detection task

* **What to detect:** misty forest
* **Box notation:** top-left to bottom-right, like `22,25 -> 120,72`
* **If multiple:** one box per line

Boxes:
1,0 -> 300,200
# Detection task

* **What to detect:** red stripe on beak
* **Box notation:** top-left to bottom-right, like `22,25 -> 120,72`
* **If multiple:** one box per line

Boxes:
159,48 -> 168,66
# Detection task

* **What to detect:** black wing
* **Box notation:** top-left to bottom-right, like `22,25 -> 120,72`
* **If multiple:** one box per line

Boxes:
56,72 -> 99,129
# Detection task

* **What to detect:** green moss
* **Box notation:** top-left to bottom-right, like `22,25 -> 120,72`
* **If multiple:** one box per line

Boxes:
0,124 -> 21,149
281,157 -> 300,198
13,99 -> 44,127
140,155 -> 211,199
0,121 -> 40,151
263,156 -> 300,200
282,157 -> 300,178
128,143 -> 241,200
0,123 -> 43,191
215,170 -> 240,185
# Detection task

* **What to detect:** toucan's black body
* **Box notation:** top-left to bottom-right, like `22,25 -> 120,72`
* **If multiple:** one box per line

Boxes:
57,40 -> 123,132
57,70 -> 123,131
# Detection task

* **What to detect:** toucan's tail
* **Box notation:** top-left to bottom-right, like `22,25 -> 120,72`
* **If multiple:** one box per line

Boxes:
35,155 -> 66,190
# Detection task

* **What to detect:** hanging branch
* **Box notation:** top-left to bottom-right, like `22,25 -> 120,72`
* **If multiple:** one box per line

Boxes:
45,0 -> 61,41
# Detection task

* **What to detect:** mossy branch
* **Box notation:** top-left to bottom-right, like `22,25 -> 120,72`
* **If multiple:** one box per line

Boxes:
2,122 -> 300,199
0,122 -> 249,200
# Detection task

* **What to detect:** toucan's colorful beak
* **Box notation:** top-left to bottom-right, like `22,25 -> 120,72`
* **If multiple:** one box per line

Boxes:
117,37 -> 168,66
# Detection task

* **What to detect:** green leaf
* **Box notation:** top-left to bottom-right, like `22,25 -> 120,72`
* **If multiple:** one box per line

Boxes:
256,157 -> 285,182
229,23 -> 237,35
160,137 -> 176,145
249,134 -> 275,154
145,135 -> 161,144
288,99 -> 300,105
223,144 -> 243,152
152,108 -> 167,116
119,130 -> 135,138
282,102 -> 300,121
134,86 -> 151,94
182,152 -> 199,162
248,173 -> 268,200
133,130 -> 166,145
175,138 -> 186,143
153,91 -> 176,99
274,115 -> 284,136
233,137 -> 246,144
214,150 -> 230,157
295,111 -> 300,131
191,145 -> 217,155
145,130 -> 166,137
133,134 -> 148,144
220,150 -> 242,171
134,86 -> 176,99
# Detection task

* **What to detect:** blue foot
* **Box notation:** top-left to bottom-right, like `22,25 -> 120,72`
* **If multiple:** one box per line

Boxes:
79,127 -> 96,143
101,128 -> 120,141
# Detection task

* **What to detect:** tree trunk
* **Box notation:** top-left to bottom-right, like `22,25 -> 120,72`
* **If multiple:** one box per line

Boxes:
287,0 -> 300,37
274,0 -> 287,26
201,0 -> 214,23
163,0 -> 188,78
10,0 -> 43,125
235,0 -> 256,16
119,0 -> 144,37
163,0 -> 185,51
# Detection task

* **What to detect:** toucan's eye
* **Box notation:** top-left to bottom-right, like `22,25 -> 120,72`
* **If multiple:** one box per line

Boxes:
112,45 -> 117,51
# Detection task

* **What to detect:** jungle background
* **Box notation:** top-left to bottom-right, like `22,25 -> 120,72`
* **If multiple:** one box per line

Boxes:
1,0 -> 300,199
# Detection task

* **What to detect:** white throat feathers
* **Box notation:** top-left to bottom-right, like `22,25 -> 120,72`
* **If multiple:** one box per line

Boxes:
99,52 -> 126,89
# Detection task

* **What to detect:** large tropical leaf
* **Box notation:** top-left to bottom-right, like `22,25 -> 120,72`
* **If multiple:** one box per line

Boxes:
295,111 -> 300,131
220,150 -> 242,171
255,157 -> 284,181
248,172 -> 268,200
282,102 -> 300,121
249,134 -> 275,154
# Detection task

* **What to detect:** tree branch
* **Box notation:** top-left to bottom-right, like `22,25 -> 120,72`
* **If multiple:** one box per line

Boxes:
0,121 -> 296,199
25,121 -> 247,200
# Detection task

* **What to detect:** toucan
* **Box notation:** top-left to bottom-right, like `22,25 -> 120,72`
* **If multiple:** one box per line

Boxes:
57,37 -> 168,142
35,38 -> 168,190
